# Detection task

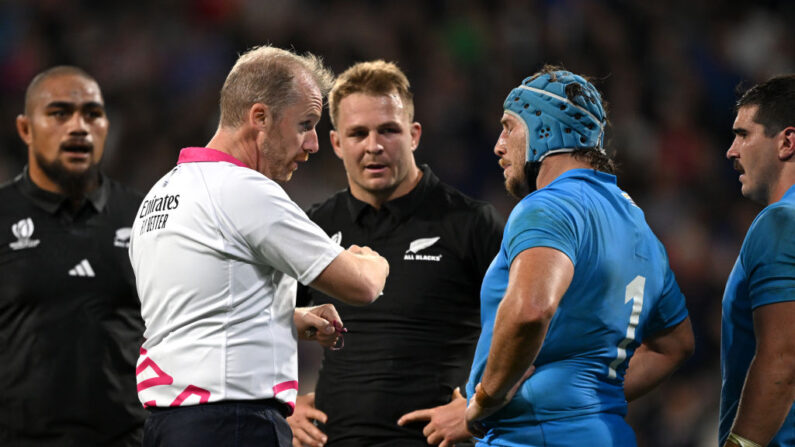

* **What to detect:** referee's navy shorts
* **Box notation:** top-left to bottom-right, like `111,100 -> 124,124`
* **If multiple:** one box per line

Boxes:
143,399 -> 292,447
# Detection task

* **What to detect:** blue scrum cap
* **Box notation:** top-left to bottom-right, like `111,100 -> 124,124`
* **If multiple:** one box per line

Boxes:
503,69 -> 606,163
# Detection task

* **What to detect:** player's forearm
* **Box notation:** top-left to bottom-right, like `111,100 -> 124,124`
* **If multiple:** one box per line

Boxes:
623,346 -> 678,402
625,318 -> 694,402
480,295 -> 549,400
730,352 -> 795,445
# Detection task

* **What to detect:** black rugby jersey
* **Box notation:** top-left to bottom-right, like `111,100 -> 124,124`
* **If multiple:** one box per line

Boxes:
0,168 -> 146,446
298,165 -> 504,445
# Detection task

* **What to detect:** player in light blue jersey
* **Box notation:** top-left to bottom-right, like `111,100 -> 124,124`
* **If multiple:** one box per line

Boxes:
721,75 -> 795,447
464,66 -> 695,446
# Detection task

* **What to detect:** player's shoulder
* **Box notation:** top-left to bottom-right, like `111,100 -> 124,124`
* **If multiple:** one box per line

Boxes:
750,200 -> 795,234
0,173 -> 35,212
740,200 -> 795,267
745,200 -> 795,248
104,176 -> 144,204
518,183 -> 579,213
522,169 -> 619,215
0,175 -> 21,199
758,198 -> 795,221
305,188 -> 349,220
505,183 -> 588,238
435,180 -> 491,211
545,172 -> 594,201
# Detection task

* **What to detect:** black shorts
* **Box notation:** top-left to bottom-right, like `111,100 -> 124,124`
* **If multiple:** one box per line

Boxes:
143,399 -> 292,447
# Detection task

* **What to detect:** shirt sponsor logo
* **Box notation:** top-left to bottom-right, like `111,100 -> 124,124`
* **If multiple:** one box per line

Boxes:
330,231 -> 342,245
9,217 -> 41,250
139,194 -> 180,218
404,236 -> 443,262
138,193 -> 180,236
68,259 -> 95,277
114,227 -> 132,248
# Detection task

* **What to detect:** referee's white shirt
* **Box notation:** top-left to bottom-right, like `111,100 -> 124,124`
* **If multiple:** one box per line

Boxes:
129,147 -> 342,411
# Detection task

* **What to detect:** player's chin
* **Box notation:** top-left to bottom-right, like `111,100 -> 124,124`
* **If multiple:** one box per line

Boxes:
363,170 -> 393,182
366,180 -> 396,194
62,161 -> 96,175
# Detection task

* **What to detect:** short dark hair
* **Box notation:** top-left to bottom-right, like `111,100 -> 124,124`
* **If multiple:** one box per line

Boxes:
24,66 -> 97,115
737,75 -> 795,137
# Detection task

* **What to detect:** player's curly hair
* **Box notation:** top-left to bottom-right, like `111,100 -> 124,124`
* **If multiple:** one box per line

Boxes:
571,147 -> 617,175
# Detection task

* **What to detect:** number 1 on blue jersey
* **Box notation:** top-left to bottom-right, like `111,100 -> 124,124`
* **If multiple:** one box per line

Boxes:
608,275 -> 646,379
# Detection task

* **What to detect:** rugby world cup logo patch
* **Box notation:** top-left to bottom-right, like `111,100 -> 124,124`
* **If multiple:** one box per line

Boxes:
404,236 -> 442,262
10,217 -> 41,250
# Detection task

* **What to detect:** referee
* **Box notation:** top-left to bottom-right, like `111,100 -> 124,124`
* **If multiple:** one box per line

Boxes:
0,66 -> 146,445
130,46 -> 389,447
289,61 -> 504,446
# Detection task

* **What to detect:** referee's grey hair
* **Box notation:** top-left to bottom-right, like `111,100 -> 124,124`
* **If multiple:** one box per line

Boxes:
219,45 -> 334,127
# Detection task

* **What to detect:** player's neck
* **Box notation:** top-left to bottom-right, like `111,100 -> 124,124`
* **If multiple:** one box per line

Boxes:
350,167 -> 422,210
766,137 -> 795,204
766,177 -> 795,205
536,154 -> 593,190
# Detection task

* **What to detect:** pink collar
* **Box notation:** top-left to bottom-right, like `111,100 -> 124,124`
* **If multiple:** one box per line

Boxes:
177,147 -> 248,168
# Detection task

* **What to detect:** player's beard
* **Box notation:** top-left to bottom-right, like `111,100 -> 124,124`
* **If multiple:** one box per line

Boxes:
34,151 -> 100,200
505,162 -> 538,198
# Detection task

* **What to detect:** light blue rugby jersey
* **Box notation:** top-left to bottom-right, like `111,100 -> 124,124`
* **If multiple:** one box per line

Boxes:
467,169 -> 689,430
720,184 -> 795,447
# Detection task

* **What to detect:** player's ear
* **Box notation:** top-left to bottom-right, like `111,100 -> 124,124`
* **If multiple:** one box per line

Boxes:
779,127 -> 795,161
16,114 -> 32,145
330,129 -> 343,160
410,122 -> 422,152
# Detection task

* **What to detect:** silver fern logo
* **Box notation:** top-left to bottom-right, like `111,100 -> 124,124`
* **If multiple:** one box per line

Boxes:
10,218 -> 41,250
330,231 -> 342,245
404,236 -> 442,261
114,227 -> 132,248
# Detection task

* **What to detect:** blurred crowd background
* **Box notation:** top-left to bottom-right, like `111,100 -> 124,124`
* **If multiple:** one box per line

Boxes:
2,0 -> 794,445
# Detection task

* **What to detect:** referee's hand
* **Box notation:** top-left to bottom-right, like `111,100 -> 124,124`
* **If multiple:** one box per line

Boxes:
294,304 -> 346,348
